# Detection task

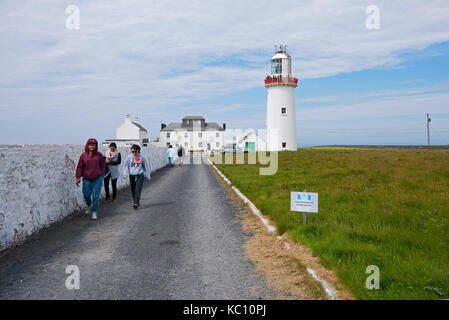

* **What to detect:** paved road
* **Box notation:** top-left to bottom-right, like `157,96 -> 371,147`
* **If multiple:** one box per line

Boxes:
0,156 -> 280,299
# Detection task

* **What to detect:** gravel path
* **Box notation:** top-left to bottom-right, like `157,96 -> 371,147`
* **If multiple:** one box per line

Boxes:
0,156 -> 281,299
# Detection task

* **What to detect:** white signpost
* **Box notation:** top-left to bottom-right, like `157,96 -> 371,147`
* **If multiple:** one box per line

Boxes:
291,191 -> 318,224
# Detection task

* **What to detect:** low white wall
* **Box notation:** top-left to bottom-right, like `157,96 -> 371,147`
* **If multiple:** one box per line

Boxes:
0,144 -> 168,252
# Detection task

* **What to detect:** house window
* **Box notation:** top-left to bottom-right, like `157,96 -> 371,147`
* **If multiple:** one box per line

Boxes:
198,132 -> 202,138
198,142 -> 202,147
185,142 -> 188,147
216,142 -> 220,147
216,132 -> 220,138
167,133 -> 170,139
281,107 -> 286,115
184,132 -> 188,138
282,142 -> 287,148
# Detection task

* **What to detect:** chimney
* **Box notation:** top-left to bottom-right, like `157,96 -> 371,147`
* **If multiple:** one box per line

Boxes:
223,123 -> 226,130
161,123 -> 166,130
134,116 -> 139,124
125,114 -> 131,122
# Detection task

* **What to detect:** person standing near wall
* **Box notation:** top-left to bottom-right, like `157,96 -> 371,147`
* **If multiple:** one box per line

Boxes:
122,144 -> 151,210
177,145 -> 185,166
104,142 -> 121,202
75,138 -> 106,220
167,145 -> 176,167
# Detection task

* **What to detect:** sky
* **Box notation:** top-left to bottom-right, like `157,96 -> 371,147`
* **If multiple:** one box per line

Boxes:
1,0 -> 449,146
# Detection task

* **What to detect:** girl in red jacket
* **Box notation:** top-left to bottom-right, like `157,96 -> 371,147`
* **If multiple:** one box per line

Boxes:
75,138 -> 106,220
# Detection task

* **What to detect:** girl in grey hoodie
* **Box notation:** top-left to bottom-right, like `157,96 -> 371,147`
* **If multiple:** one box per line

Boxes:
122,144 -> 151,209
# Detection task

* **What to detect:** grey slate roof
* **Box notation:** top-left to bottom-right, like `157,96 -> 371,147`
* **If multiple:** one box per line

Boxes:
182,116 -> 205,120
132,121 -> 147,132
205,123 -> 225,131
161,122 -> 224,131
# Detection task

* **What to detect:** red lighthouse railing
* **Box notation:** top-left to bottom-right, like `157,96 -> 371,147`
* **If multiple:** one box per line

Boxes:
264,76 -> 298,87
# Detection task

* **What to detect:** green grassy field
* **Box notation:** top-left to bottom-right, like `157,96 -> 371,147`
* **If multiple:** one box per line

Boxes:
213,148 -> 449,299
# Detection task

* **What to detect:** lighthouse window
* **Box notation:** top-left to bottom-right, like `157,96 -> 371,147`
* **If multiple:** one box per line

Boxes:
271,59 -> 282,75
281,107 -> 286,115
282,142 -> 287,148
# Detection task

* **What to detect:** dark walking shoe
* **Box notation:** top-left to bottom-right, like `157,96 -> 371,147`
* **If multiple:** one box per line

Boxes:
133,203 -> 138,210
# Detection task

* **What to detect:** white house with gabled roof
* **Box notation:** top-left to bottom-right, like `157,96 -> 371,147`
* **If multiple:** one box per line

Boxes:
103,114 -> 150,147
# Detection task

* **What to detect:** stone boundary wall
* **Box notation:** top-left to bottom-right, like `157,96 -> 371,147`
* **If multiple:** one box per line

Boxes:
0,144 -> 168,252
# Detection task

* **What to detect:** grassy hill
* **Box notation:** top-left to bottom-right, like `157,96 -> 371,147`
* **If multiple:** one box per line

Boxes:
213,148 -> 449,299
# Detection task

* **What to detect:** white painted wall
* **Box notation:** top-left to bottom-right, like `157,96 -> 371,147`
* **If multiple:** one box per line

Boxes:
159,131 -> 171,147
266,85 -> 297,151
0,144 -> 168,252
199,131 -> 225,151
160,130 -> 225,151
117,115 -> 141,140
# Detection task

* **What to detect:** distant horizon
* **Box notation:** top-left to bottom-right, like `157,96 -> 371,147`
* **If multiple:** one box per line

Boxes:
2,142 -> 448,148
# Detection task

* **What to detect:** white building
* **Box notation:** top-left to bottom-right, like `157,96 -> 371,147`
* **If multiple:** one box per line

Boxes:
160,116 -> 225,152
103,114 -> 149,147
265,45 -> 298,151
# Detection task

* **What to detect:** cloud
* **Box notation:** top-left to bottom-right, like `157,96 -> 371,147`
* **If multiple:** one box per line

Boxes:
399,79 -> 424,85
1,0 -> 449,143
297,91 -> 449,123
297,84 -> 449,104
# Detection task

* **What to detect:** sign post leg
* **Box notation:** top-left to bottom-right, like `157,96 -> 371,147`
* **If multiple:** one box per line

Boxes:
303,212 -> 307,225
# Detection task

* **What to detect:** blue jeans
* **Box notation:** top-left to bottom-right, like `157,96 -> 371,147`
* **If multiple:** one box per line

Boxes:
82,176 -> 103,212
168,157 -> 173,165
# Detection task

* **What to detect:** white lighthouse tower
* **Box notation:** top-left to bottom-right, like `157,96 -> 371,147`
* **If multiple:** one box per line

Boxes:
265,45 -> 298,151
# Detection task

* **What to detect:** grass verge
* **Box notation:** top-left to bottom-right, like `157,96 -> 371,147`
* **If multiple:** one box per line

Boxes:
213,148 -> 449,299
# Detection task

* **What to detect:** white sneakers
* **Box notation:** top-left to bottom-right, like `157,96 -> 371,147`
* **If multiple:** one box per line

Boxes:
85,206 -> 98,220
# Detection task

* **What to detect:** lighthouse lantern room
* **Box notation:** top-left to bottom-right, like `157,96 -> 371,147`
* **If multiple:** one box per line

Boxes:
265,45 -> 298,151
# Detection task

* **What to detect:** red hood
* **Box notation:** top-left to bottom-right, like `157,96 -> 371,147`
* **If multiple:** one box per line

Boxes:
85,138 -> 98,153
